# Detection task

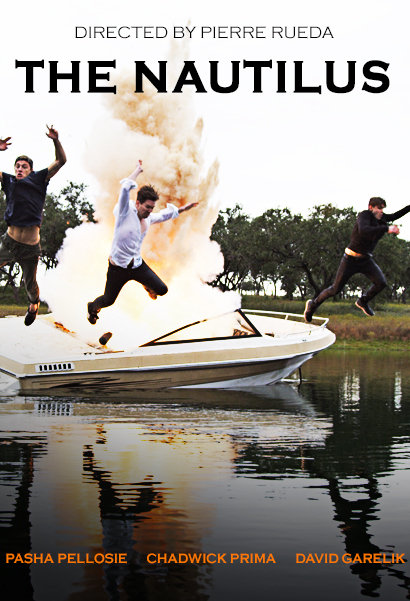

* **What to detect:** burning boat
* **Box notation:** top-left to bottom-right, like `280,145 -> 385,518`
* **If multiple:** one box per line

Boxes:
0,309 -> 335,392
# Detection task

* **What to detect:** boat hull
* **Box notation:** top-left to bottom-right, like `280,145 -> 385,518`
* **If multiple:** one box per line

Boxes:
0,310 -> 335,393
13,352 -> 316,392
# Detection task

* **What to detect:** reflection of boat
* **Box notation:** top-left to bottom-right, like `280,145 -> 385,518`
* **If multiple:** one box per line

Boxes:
0,309 -> 335,392
7,383 -> 317,416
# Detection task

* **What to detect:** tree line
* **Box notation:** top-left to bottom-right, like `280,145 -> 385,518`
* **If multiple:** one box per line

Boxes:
211,204 -> 410,303
1,186 -> 409,303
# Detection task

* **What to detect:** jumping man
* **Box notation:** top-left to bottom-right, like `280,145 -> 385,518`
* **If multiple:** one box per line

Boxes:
87,161 -> 198,324
304,197 -> 410,322
0,126 -> 67,325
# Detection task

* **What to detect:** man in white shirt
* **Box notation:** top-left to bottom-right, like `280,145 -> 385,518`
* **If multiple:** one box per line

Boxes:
87,161 -> 198,324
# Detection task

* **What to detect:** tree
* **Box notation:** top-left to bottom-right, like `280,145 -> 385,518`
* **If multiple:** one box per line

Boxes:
211,204 -> 252,291
40,182 -> 95,269
210,202 -> 409,304
251,208 -> 304,298
298,205 -> 356,298
372,235 -> 410,302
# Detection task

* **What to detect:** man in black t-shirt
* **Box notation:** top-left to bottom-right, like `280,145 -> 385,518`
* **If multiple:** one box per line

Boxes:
304,197 -> 410,322
0,126 -> 66,325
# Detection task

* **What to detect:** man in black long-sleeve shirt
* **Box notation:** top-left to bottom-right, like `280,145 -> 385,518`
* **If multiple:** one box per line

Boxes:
304,197 -> 410,321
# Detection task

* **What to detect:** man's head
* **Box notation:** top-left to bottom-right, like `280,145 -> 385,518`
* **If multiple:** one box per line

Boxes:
14,155 -> 33,180
368,196 -> 386,220
136,185 -> 159,219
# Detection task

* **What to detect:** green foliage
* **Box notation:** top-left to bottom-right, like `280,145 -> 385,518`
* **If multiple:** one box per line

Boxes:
242,295 -> 410,315
210,204 -> 252,291
371,234 -> 410,302
211,203 -> 410,302
40,182 -> 95,269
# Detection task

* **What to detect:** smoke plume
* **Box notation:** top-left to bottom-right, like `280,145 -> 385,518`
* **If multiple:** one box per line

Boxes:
40,59 -> 239,349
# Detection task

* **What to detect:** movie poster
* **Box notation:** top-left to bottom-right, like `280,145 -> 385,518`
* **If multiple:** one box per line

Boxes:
1,1 -> 409,600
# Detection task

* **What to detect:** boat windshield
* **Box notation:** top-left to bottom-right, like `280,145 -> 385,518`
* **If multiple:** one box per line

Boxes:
141,309 -> 262,346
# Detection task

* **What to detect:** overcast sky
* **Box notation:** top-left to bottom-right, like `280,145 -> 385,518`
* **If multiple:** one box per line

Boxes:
2,0 -> 409,239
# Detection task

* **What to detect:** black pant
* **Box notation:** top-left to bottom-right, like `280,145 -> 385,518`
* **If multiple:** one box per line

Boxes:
313,253 -> 387,308
0,233 -> 40,304
90,260 -> 168,312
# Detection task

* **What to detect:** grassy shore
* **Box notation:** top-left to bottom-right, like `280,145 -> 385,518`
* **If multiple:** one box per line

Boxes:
0,294 -> 408,351
0,289 -> 50,318
242,295 -> 410,351
0,304 -> 49,319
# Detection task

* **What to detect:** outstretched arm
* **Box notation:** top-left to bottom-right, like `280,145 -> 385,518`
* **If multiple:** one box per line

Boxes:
383,205 -> 410,237
384,205 -> 410,222
178,201 -> 199,214
151,200 -> 198,224
0,136 -> 12,182
46,125 -> 67,180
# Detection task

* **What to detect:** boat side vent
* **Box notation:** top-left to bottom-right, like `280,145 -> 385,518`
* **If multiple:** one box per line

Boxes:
35,362 -> 75,373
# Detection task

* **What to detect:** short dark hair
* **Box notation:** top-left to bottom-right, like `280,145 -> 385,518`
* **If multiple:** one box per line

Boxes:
369,197 -> 386,209
137,185 -> 159,203
14,155 -> 33,170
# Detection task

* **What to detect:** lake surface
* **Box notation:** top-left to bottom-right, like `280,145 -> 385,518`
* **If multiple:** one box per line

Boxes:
1,351 -> 409,601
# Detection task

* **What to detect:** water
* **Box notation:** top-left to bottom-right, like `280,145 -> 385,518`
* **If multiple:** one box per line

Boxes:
0,351 -> 409,601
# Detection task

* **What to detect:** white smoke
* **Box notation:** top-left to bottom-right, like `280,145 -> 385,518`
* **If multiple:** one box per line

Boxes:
40,61 -> 240,350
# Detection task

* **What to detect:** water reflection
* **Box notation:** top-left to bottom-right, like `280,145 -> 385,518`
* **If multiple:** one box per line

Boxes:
0,433 -> 47,599
0,352 -> 409,600
325,477 -> 410,598
302,353 -> 410,598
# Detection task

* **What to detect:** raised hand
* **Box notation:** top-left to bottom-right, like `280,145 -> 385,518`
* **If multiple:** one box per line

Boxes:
46,125 -> 59,140
127,160 -> 143,181
0,137 -> 12,151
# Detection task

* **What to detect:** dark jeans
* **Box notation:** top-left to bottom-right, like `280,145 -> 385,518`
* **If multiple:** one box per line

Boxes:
313,253 -> 387,308
0,233 -> 40,304
89,259 -> 168,312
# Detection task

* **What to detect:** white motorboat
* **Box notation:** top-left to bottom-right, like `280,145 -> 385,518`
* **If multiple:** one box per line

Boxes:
0,309 -> 335,392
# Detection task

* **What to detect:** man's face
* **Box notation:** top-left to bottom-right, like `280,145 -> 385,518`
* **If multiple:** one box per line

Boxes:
136,199 -> 156,220
369,204 -> 384,220
14,160 -> 32,180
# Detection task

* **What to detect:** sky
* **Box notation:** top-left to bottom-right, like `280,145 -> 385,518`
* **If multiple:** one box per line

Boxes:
1,0 -> 410,241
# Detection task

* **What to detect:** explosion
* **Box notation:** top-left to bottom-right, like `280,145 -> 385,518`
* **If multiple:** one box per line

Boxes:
40,60 -> 239,349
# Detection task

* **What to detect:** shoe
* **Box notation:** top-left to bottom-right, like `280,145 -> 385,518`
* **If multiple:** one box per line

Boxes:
87,302 -> 99,325
144,286 -> 157,300
355,298 -> 374,317
304,300 -> 316,323
24,304 -> 39,326
99,332 -> 112,346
